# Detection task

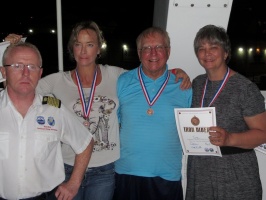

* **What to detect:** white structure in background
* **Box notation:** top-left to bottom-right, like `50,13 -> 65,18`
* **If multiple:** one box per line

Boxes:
153,0 -> 266,199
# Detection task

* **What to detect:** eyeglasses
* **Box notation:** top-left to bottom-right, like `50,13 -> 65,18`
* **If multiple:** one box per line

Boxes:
139,45 -> 168,54
4,63 -> 42,71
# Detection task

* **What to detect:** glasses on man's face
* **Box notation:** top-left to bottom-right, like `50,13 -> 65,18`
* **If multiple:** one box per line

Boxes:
4,63 -> 42,72
139,45 -> 168,54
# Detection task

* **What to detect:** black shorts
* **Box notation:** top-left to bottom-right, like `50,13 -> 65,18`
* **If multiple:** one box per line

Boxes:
113,173 -> 183,200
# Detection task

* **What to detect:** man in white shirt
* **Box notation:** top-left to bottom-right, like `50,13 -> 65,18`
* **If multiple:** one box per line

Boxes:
0,42 -> 94,200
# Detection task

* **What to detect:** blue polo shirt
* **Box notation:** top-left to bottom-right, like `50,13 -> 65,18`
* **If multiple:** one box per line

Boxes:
115,65 -> 192,181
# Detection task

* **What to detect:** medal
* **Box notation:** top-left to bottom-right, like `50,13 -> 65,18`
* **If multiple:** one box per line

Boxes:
83,120 -> 90,127
138,67 -> 170,116
147,108 -> 154,115
191,116 -> 200,126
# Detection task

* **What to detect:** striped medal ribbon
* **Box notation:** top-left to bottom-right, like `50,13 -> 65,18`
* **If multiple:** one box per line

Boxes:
75,67 -> 98,126
138,67 -> 170,115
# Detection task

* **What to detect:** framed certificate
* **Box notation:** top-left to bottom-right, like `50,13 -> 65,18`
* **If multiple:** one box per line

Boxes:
174,107 -> 222,157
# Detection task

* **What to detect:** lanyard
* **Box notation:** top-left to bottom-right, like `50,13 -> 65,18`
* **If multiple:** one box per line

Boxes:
200,68 -> 230,107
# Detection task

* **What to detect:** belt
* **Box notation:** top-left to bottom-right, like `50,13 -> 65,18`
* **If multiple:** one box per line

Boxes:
0,189 -> 55,200
221,146 -> 253,155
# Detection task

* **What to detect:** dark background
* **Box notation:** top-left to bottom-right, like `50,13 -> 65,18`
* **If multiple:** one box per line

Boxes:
1,0 -> 154,75
227,0 -> 266,89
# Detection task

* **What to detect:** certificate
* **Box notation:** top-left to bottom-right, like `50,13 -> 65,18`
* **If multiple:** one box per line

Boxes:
174,107 -> 222,157
255,144 -> 266,155
0,41 -> 10,66
0,41 -> 10,82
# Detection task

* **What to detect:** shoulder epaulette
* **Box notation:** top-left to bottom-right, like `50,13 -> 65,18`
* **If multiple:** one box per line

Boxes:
42,96 -> 61,108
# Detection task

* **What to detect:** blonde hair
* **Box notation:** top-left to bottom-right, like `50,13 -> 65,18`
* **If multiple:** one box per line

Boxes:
67,20 -> 105,60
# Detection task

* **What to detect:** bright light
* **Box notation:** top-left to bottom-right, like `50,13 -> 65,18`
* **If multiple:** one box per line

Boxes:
237,47 -> 245,56
50,29 -> 56,34
123,44 -> 128,51
248,48 -> 253,52
28,29 -> 34,34
101,42 -> 107,49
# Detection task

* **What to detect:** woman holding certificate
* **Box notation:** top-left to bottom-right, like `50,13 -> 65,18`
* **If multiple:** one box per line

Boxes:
185,24 -> 266,200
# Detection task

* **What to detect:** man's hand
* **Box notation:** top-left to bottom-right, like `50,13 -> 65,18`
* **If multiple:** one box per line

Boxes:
171,68 -> 191,90
54,139 -> 93,199
55,181 -> 80,200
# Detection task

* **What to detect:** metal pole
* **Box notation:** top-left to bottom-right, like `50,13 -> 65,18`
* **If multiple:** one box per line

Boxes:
56,0 -> 63,71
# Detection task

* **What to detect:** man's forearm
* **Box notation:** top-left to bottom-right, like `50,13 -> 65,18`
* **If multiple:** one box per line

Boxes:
54,139 -> 94,199
70,139 -> 94,185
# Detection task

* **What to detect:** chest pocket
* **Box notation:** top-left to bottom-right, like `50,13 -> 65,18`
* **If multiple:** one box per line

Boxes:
34,132 -> 60,161
0,132 -> 9,159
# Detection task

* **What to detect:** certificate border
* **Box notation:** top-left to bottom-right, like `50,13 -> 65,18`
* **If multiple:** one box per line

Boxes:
175,107 -> 222,157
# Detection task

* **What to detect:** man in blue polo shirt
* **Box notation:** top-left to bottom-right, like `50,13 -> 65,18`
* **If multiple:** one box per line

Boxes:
114,27 -> 192,200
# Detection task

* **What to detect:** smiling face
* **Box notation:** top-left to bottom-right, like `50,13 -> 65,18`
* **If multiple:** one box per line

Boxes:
137,32 -> 170,80
193,25 -> 231,74
196,41 -> 228,71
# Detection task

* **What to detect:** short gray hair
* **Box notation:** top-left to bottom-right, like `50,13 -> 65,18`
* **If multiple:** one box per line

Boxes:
2,41 -> 42,66
136,26 -> 171,50
194,24 -> 231,63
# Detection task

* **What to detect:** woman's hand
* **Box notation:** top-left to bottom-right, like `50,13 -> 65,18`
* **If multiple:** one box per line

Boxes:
5,34 -> 22,44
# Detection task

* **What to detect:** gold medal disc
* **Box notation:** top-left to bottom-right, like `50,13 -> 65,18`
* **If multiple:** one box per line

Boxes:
83,120 -> 89,127
191,116 -> 200,126
147,108 -> 154,115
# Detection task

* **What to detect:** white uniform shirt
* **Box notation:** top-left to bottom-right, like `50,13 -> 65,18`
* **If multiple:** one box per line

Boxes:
0,90 -> 93,200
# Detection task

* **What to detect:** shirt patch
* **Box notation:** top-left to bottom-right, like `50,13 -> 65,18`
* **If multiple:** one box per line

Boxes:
37,116 -> 45,125
36,116 -> 58,131
48,117 -> 55,126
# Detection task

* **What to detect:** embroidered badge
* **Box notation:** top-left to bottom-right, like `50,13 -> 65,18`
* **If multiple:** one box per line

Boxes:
37,116 -> 45,125
42,96 -> 61,108
47,116 -> 55,126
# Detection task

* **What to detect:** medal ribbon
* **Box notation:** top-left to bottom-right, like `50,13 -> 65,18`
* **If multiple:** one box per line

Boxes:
200,68 -> 230,107
138,67 -> 170,107
75,67 -> 97,119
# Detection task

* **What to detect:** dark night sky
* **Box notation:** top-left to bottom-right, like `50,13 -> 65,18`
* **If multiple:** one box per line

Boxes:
1,1 -> 154,39
228,0 -> 266,40
1,0 -> 155,75
2,0 -> 266,45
